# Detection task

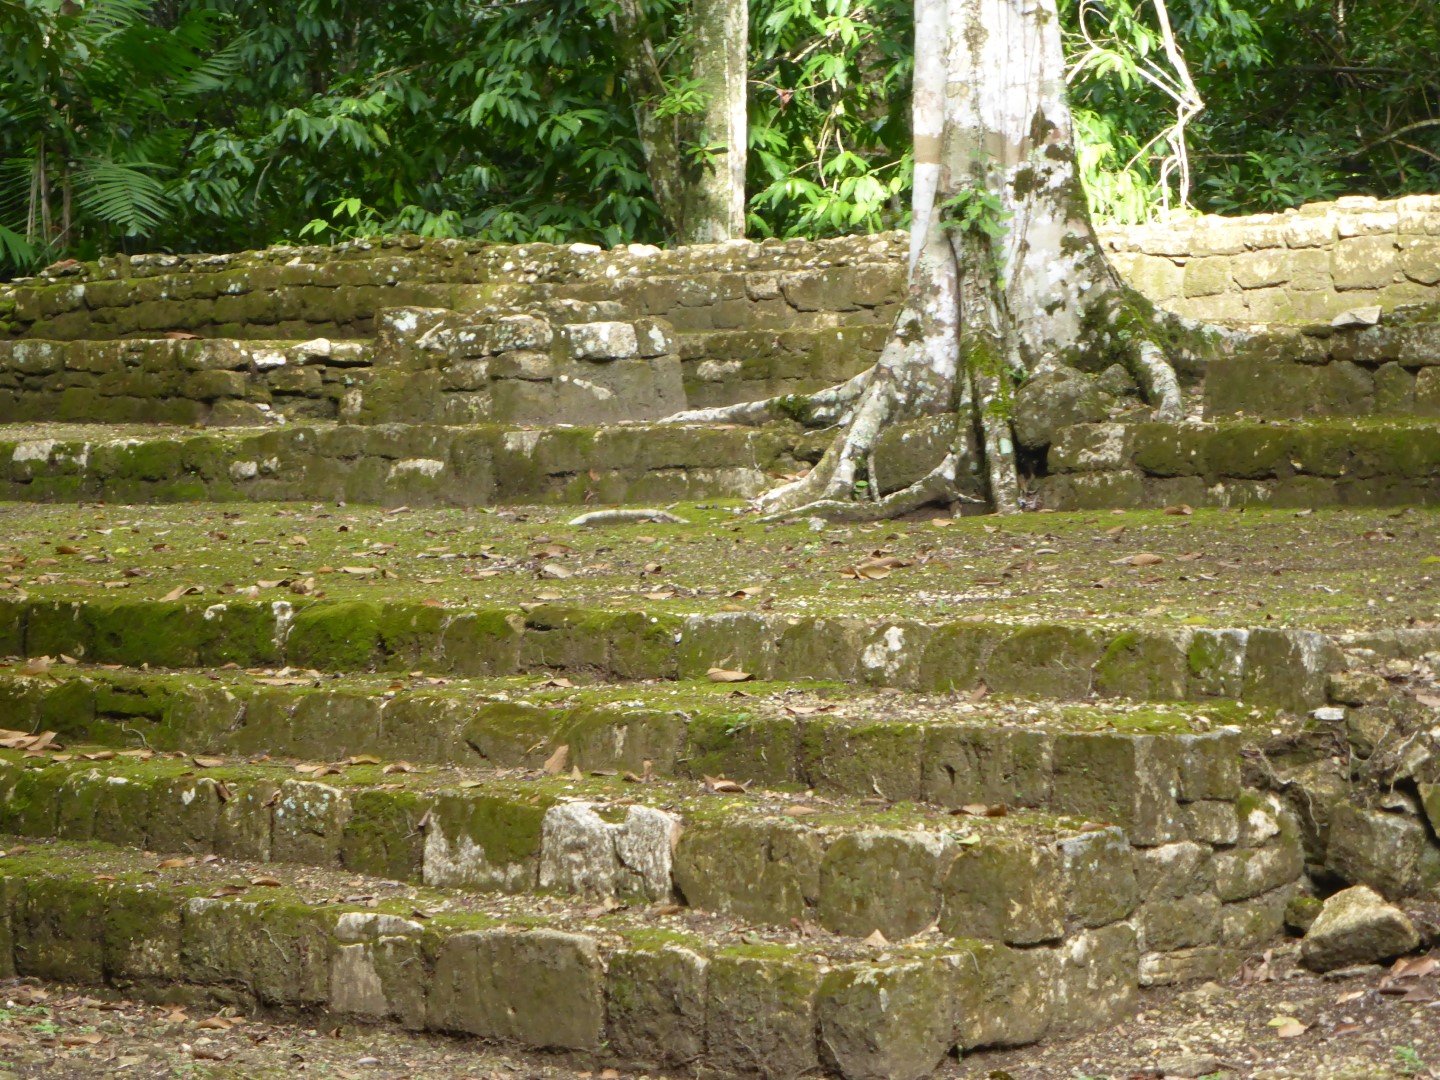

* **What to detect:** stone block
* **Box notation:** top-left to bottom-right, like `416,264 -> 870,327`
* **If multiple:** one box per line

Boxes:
271,780 -> 350,867
1325,802 -> 1429,898
1124,256 -> 1184,301
1332,235 -> 1399,291
105,883 -> 183,985
1059,827 -> 1138,928
1051,924 -> 1139,1037
673,821 -> 821,926
1136,841 -> 1214,899
1176,732 -> 1243,801
1284,216 -> 1336,249
1182,800 -> 1240,845
1231,250 -> 1292,289
921,726 -> 1052,810
606,944 -> 708,1068
818,961 -> 958,1080
15,876 -> 105,982
428,929 -> 604,1050
1242,629 -> 1340,710
706,954 -> 821,1079
422,792 -> 544,892
1138,893 -> 1221,951
1215,833 -> 1304,902
1221,885 -> 1293,950
147,775 -> 223,854
952,942 -> 1056,1049
1370,364 -> 1416,414
559,321 -> 639,361
1139,945 -> 1239,986
818,831 -> 951,939
1301,885 -> 1420,972
1051,733 -> 1184,846
538,801 -> 677,902
1400,238 -> 1440,285
1182,257 -> 1233,298
939,839 -> 1064,945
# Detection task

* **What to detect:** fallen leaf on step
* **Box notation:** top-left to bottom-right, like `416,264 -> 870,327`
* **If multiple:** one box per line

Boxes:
543,744 -> 570,775
863,929 -> 889,947
1114,552 -> 1164,566
160,584 -> 202,602
707,667 -> 752,683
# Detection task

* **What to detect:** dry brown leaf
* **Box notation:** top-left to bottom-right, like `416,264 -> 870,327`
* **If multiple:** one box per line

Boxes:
783,805 -> 819,817
1114,552 -> 1165,566
540,563 -> 573,579
339,565 -> 379,576
863,929 -> 890,947
707,666 -> 753,683
543,744 -> 570,775
250,876 -> 282,887
160,584 -> 202,602
157,857 -> 194,869
192,756 -> 225,768
1163,504 -> 1193,516
382,760 -> 415,774
703,775 -> 751,794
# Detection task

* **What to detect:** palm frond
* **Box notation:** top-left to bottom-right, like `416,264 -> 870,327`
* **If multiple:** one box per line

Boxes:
73,159 -> 171,235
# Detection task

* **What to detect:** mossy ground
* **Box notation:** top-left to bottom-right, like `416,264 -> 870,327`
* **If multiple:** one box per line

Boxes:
0,499 -> 1435,630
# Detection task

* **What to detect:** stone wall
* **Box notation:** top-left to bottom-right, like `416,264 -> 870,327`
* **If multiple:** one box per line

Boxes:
1098,194 -> 1440,323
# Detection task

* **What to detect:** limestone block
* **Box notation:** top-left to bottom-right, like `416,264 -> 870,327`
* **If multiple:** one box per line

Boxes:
1182,800 -> 1241,846
1093,630 -> 1189,700
559,321 -> 638,361
1221,885 -> 1293,950
215,782 -> 279,862
1046,423 -> 1135,473
818,961 -> 959,1080
1136,841 -> 1214,899
984,625 -> 1108,700
1214,832 -> 1304,902
781,268 -> 859,312
1138,893 -> 1222,951
1332,235 -> 1399,290
1325,802 -> 1429,898
1059,827 -> 1139,928
606,945 -> 708,1068
422,793 -> 543,892
921,726 -> 1052,810
147,775 -> 223,854
1231,250 -> 1292,289
1284,216 -> 1336,249
1244,288 -> 1297,322
1189,225 -> 1247,256
1418,368 -> 1440,415
1176,732 -> 1242,801
939,838 -> 1064,945
1139,945 -> 1239,986
328,917 -> 428,1028
673,821 -> 821,926
1301,885 -> 1420,972
1242,628 -> 1340,710
184,369 -> 249,401
538,801 -> 677,902
272,780 -> 351,867
1400,238 -> 1440,285
1288,247 -> 1333,290
1122,255 -> 1184,301
706,954 -> 821,1079
1050,924 -> 1139,1036
632,316 -> 674,357
1051,733 -> 1184,846
1182,257 -> 1233,298
427,929 -> 604,1051
1337,211 -> 1398,237
818,831 -> 951,939
951,942 -> 1057,1049
16,876 -> 106,983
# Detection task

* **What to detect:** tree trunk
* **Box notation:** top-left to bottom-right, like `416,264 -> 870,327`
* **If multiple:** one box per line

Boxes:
683,0 -> 748,242
664,0 -> 1196,520
612,0 -> 747,244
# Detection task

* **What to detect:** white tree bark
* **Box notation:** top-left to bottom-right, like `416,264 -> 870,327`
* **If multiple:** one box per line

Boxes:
664,0 -> 1187,519
687,0 -> 748,242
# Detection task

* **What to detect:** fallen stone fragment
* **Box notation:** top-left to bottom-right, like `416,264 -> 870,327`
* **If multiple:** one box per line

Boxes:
1300,885 -> 1420,972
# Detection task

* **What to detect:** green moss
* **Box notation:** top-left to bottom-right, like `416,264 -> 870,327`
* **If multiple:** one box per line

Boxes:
287,601 -> 384,670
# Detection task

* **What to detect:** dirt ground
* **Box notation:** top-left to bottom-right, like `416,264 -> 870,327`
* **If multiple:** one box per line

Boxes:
3,941 -> 1438,1080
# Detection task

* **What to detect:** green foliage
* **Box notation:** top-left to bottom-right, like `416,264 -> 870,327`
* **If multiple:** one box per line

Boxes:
938,187 -> 1011,240
1,0 -> 1437,276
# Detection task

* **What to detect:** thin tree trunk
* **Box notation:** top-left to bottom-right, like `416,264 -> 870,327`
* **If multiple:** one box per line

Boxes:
684,0 -> 747,242
612,0 -> 747,244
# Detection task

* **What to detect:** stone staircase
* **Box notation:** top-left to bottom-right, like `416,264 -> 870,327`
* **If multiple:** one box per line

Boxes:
0,220 -> 1439,1078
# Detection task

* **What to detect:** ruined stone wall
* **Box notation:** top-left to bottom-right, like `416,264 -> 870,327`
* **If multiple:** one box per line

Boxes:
1098,194 -> 1440,323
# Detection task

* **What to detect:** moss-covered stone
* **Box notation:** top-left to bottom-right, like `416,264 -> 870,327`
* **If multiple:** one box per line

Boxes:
286,601 -> 384,670
817,831 -> 950,939
427,928 -> 603,1051
605,944 -> 708,1068
818,961 -> 958,1080
673,820 -> 821,926
706,953 -> 821,1079
940,839 -> 1064,945
1059,827 -> 1139,928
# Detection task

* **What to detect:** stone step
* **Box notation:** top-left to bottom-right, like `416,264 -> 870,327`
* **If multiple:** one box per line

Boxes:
677,325 -> 883,409
1040,417 -> 1440,509
0,337 -> 372,427
0,594 -> 1354,710
0,835 -> 1141,1077
1202,318 -> 1440,420
0,665 -> 1270,831
1,233 -> 906,342
0,738 -> 1303,955
0,422 -> 791,505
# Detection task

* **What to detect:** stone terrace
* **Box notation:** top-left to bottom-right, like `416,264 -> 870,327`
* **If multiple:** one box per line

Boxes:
0,200 -> 1438,1078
